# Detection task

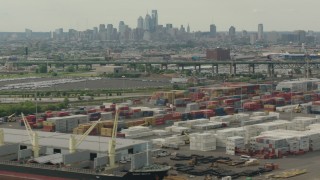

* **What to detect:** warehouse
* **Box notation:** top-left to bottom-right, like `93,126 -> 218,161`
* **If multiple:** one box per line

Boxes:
0,128 -> 148,161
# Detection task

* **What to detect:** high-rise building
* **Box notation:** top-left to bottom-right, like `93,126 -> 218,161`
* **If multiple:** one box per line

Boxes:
112,28 -> 118,40
93,27 -> 98,40
187,24 -> 190,33
250,33 -> 257,45
137,16 -> 144,29
242,30 -> 248,37
152,10 -> 158,26
166,24 -> 173,29
151,10 -> 158,31
210,24 -> 216,37
119,21 -> 125,34
229,26 -> 236,37
25,29 -> 32,38
107,24 -> 113,40
180,25 -> 185,33
144,14 -> 152,31
54,28 -> 64,40
295,30 -> 306,43
266,31 -> 279,43
93,27 -> 98,34
99,24 -> 105,33
258,24 -> 263,40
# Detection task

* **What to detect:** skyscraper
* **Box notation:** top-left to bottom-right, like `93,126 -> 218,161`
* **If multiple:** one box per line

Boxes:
137,16 -> 144,29
166,24 -> 173,29
144,14 -> 152,31
93,27 -> 98,34
210,24 -> 216,37
250,33 -> 257,45
187,24 -> 190,33
180,25 -> 185,33
99,24 -> 105,33
98,24 -> 106,40
93,27 -> 98,40
229,26 -> 236,37
107,24 -> 113,40
119,21 -> 125,34
295,30 -> 306,43
25,29 -> 32,38
151,10 -> 158,31
258,24 -> 263,40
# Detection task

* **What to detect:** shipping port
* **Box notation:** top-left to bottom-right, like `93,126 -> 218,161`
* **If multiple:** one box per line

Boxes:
1,78 -> 320,179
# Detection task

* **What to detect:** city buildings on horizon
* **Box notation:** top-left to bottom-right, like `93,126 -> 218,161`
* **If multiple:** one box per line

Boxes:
1,9 -> 316,45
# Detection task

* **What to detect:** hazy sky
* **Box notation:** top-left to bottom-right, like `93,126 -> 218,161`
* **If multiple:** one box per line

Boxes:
0,0 -> 319,32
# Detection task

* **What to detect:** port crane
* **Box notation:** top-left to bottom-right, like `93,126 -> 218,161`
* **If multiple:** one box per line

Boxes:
108,108 -> 120,169
69,118 -> 102,153
21,113 -> 39,158
302,44 -> 311,79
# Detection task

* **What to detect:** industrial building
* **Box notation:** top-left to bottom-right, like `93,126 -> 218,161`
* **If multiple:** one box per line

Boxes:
96,65 -> 125,75
0,128 -> 148,165
206,48 -> 231,60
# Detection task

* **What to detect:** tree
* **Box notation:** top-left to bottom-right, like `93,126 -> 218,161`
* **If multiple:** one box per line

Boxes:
63,97 -> 70,107
294,68 -> 302,74
37,65 -> 47,73
66,66 -> 75,72
51,72 -> 58,76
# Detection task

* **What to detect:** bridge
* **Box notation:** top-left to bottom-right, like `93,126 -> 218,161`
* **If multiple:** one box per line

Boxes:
4,59 -> 316,77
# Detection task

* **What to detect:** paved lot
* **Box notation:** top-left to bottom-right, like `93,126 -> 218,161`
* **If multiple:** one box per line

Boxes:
0,77 -> 170,91
155,145 -> 320,180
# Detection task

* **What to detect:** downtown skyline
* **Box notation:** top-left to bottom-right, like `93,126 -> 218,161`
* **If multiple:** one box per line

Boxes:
0,0 -> 320,32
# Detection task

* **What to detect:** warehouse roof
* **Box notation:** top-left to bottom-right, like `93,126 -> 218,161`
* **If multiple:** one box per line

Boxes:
2,128 -> 147,153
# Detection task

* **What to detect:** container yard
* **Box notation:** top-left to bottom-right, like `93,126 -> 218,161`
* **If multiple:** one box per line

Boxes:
2,79 -> 320,179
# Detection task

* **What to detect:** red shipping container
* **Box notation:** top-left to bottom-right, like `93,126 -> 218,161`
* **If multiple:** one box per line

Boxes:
253,85 -> 260,90
207,101 -> 219,105
190,110 -> 203,115
46,113 -> 53,118
201,109 -> 215,117
57,111 -> 69,117
261,95 -> 272,99
132,108 -> 141,113
116,133 -> 125,138
292,92 -> 303,96
87,109 -> 96,113
155,119 -> 164,125
243,102 -> 261,111
261,98 -> 275,105
312,101 -> 320,106
28,122 -> 35,126
163,114 -> 173,121
224,107 -> 235,115
104,108 -> 113,112
119,106 -> 129,111
272,91 -> 281,96
311,94 -> 319,101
